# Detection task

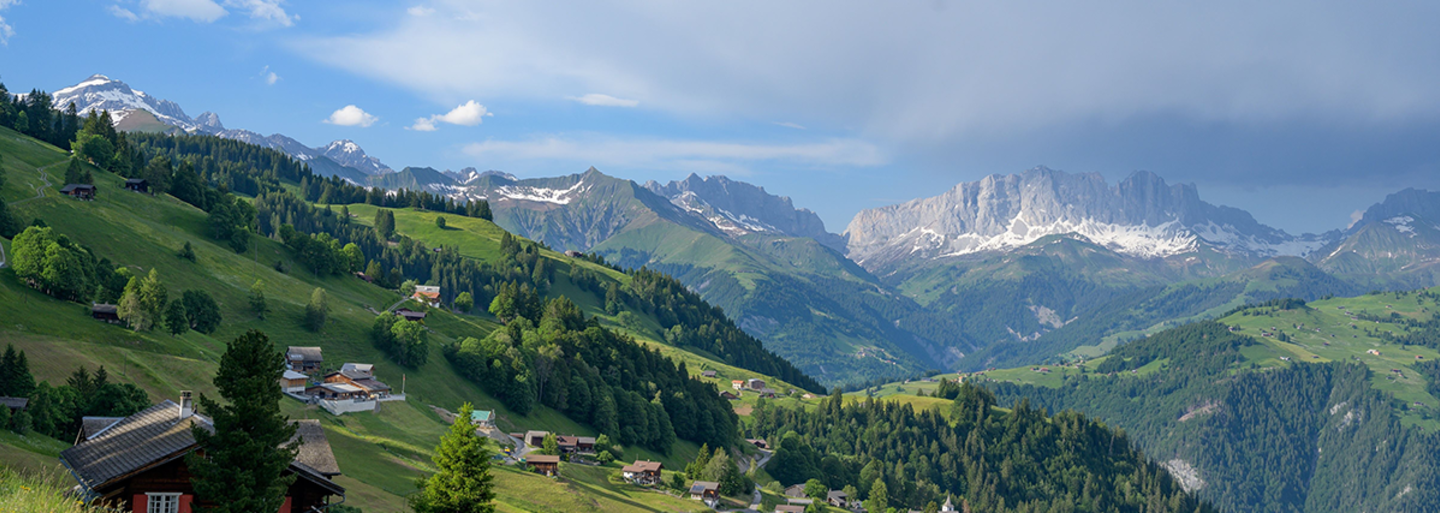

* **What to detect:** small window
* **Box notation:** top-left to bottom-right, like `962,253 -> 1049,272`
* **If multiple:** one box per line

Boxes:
147,493 -> 181,513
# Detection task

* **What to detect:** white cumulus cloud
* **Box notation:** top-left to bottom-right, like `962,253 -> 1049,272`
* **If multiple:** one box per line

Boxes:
324,105 -> 378,127
142,0 -> 228,22
409,100 -> 490,131
259,65 -> 280,85
570,93 -> 639,108
407,5 -> 434,16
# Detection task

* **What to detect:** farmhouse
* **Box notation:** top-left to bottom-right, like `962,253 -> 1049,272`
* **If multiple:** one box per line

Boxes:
701,370 -> 717,378
747,378 -> 766,390
775,505 -> 806,513
732,380 -> 745,391
689,481 -> 720,507
395,308 -> 427,323
622,460 -> 664,485
324,363 -> 392,399
60,183 -> 96,200
123,178 -> 149,193
719,390 -> 739,400
304,383 -> 366,401
0,397 -> 27,412
412,285 -> 441,306
828,490 -> 850,508
287,346 -> 323,372
91,303 -> 120,323
527,454 -> 560,477
58,395 -> 344,512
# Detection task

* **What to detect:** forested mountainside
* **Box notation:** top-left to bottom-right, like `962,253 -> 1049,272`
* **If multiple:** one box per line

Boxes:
0,107 -> 1213,512
749,386 -> 1216,513
981,295 -> 1440,512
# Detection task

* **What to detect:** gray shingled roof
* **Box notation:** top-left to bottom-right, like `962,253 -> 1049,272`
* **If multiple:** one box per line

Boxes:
0,397 -> 28,410
78,417 -> 124,441
290,420 -> 341,476
690,481 -> 719,494
61,402 -> 344,492
287,346 -> 323,362
60,401 -> 212,489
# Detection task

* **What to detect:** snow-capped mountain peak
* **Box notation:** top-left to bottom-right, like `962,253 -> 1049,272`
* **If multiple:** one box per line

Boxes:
49,74 -> 393,178
845,167 -> 1333,268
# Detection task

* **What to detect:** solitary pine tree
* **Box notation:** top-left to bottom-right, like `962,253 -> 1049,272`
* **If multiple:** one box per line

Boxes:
410,403 -> 496,513
436,216 -> 447,229
189,330 -> 298,513
374,209 -> 395,240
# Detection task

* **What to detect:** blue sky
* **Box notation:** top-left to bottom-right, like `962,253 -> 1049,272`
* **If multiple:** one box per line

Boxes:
2,0 -> 1438,234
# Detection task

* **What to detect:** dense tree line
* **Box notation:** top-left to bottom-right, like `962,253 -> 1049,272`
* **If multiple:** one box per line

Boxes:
446,295 -> 738,451
987,322 -> 1440,512
750,383 -> 1215,513
0,345 -> 148,441
0,84 -> 82,150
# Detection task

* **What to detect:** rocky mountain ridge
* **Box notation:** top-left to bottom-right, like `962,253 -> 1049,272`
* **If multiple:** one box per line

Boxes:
845,166 -> 1334,271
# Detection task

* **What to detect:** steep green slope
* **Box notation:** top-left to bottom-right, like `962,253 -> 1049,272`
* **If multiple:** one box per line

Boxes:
957,289 -> 1440,512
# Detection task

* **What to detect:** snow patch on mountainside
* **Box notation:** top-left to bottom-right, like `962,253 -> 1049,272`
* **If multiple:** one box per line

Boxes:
918,217 -> 1198,259
494,180 -> 589,204
1385,216 -> 1417,236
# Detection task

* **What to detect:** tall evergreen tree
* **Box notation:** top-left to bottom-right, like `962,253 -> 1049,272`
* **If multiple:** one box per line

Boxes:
410,403 -> 496,513
165,300 -> 190,336
189,330 -> 298,513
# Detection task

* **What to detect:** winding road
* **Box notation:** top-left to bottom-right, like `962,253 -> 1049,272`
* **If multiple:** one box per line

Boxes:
13,160 -> 62,206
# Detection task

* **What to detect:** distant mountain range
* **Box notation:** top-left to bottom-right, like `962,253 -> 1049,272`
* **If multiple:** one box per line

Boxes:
42,74 -> 1440,384
52,75 -> 392,181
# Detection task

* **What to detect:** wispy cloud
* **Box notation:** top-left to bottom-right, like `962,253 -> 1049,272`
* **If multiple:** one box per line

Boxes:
772,121 -> 806,130
570,93 -> 638,108
407,5 -> 434,16
259,65 -> 280,85
222,0 -> 296,27
140,0 -> 228,22
409,100 -> 490,131
108,5 -> 141,22
323,105 -> 378,127
462,135 -> 884,172
0,0 -> 15,45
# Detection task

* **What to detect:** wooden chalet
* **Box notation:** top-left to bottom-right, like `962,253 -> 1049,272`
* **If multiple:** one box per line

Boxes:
287,346 -> 323,372
700,370 -> 717,378
91,303 -> 121,323
784,484 -> 807,498
279,370 -> 308,394
123,178 -> 149,193
556,435 -> 579,454
526,455 -> 560,477
395,308 -> 427,323
575,436 -> 595,453
622,460 -> 664,485
59,396 -> 344,513
324,363 -> 391,399
689,481 -> 720,506
827,490 -> 850,508
60,184 -> 96,199
747,378 -> 766,390
731,380 -> 745,390
776,505 -> 806,513
719,390 -> 739,400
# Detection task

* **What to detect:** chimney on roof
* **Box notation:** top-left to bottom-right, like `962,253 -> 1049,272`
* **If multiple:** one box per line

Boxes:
179,391 -> 194,420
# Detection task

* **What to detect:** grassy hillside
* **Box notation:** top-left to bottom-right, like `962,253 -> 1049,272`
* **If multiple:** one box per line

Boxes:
0,126 -> 799,512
